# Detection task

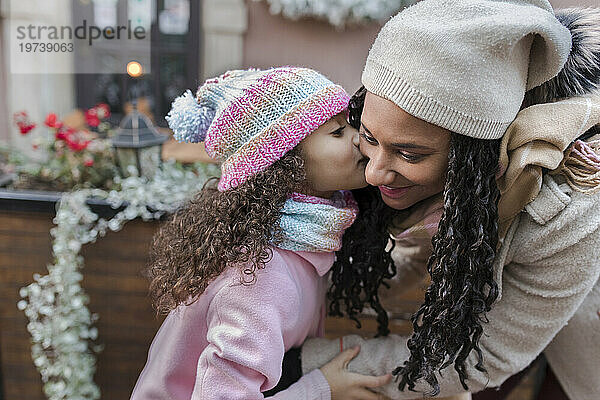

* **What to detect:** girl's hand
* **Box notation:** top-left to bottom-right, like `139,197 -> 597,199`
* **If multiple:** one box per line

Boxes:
320,346 -> 392,400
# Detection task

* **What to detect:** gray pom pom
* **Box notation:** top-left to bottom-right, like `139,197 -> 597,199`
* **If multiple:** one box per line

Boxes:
165,90 -> 216,143
524,8 -> 600,106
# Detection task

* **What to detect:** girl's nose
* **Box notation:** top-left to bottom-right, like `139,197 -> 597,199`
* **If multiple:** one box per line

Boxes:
365,151 -> 396,186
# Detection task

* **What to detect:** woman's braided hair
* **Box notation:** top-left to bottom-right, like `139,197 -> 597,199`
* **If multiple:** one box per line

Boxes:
327,86 -> 398,337
341,86 -> 502,395
396,132 -> 501,395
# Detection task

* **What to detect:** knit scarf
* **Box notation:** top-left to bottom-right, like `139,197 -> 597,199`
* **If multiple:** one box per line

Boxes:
390,94 -> 600,247
275,191 -> 359,252
497,94 -> 600,238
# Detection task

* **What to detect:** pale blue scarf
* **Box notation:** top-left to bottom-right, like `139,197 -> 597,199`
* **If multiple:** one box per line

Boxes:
274,191 -> 359,253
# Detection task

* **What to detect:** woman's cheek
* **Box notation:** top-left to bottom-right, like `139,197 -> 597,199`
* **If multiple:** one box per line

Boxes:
402,160 -> 446,188
399,166 -> 434,186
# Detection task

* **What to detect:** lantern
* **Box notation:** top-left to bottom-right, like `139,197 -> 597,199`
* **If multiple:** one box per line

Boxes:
111,103 -> 168,178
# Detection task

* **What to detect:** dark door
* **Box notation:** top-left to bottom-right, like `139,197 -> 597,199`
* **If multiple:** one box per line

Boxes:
75,0 -> 200,127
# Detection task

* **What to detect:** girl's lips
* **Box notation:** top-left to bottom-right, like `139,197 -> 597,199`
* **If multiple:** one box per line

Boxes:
378,185 -> 413,199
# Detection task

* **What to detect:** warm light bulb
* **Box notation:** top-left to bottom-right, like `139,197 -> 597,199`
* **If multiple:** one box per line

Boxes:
127,61 -> 143,77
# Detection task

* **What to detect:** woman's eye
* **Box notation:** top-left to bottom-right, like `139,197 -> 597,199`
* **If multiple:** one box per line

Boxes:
359,132 -> 377,145
398,152 -> 425,162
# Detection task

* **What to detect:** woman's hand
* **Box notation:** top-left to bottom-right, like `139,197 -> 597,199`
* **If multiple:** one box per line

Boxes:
320,346 -> 392,400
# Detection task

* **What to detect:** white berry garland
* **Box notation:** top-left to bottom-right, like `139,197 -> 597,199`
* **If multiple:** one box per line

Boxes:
256,0 -> 417,27
17,161 -> 220,400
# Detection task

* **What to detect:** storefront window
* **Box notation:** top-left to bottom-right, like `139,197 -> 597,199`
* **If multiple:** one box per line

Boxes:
76,0 -> 198,127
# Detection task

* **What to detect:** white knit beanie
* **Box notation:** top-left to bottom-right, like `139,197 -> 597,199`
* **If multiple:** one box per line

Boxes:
362,0 -> 573,140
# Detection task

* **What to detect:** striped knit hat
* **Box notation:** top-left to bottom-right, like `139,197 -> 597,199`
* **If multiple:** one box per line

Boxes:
166,67 -> 350,191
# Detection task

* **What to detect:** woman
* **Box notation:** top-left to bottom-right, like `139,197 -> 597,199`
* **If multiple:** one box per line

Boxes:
280,1 -> 600,399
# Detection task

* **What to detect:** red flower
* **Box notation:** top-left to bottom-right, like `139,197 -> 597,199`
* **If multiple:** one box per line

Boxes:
95,103 -> 110,120
84,158 -> 94,167
66,136 -> 90,152
55,127 -> 75,141
44,113 -> 62,129
13,111 -> 36,135
55,131 -> 68,141
19,123 -> 36,135
85,108 -> 100,127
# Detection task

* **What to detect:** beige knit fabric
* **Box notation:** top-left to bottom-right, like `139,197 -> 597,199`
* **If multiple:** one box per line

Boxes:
362,0 -> 572,139
497,94 -> 600,238
302,173 -> 600,399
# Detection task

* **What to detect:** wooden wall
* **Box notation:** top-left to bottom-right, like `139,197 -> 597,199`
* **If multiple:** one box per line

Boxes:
0,209 -> 423,399
0,211 -> 164,400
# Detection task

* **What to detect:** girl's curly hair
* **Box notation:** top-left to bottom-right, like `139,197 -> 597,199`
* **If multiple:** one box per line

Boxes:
342,87 -> 502,395
328,86 -> 399,337
147,149 -> 306,314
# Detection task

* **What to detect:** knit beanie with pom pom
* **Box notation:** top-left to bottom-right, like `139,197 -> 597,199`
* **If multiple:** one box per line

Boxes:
166,67 -> 350,191
361,0 -> 574,140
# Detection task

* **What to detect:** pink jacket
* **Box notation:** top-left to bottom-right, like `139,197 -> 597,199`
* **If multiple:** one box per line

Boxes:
131,247 -> 333,400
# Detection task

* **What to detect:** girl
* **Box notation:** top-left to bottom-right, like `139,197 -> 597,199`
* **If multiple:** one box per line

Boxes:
130,67 -> 391,400
288,2 -> 600,400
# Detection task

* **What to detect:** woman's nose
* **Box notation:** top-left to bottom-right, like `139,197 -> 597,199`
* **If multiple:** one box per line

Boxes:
365,151 -> 396,186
